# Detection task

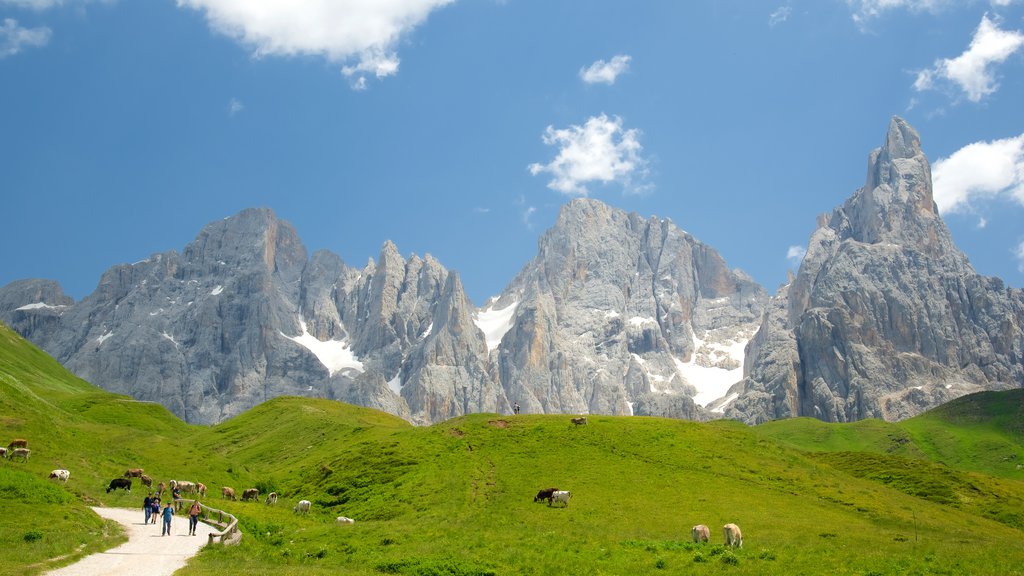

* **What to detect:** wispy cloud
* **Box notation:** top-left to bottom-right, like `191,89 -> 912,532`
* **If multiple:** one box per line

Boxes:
786,245 -> 807,267
913,14 -> 1024,103
932,133 -> 1024,214
769,6 -> 792,27
228,97 -> 244,117
0,18 -> 51,58
175,0 -> 454,89
529,114 -> 649,196
579,55 -> 631,85
846,0 -> 947,28
0,0 -> 115,9
1015,240 -> 1024,272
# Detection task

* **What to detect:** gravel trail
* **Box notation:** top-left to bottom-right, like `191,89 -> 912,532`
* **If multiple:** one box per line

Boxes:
45,507 -> 215,576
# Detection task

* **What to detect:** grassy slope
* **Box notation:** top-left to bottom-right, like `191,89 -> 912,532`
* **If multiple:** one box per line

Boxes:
2,321 -> 1023,575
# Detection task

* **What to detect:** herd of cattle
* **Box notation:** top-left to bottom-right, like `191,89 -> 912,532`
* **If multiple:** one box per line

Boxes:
10,433 -> 743,546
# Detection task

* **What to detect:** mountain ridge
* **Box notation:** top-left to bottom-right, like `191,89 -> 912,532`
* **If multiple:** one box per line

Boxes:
2,117 -> 1021,426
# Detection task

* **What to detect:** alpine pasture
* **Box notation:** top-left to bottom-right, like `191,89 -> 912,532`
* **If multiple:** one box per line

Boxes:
2,322 -> 1023,575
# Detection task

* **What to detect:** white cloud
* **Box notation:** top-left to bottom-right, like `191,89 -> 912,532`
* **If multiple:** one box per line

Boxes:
847,0 -> 947,27
176,0 -> 454,88
579,55 -> 631,85
228,97 -> 244,116
932,133 -> 1024,214
522,205 -> 536,227
786,245 -> 807,266
0,18 -> 51,58
1015,240 -> 1024,272
0,0 -> 64,8
528,114 -> 648,196
913,14 -> 1024,102
0,0 -> 113,9
769,6 -> 792,27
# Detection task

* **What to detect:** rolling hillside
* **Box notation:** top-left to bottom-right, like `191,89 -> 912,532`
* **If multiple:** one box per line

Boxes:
2,322 -> 1023,575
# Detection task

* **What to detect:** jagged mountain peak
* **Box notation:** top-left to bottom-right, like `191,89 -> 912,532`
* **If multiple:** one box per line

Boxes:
730,117 -> 1023,425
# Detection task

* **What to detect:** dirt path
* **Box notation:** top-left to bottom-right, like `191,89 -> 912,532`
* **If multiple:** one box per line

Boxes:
46,507 -> 216,576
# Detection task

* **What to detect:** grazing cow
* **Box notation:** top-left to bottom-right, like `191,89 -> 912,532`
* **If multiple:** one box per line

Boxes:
156,481 -> 166,496
241,488 -> 259,502
265,492 -> 278,505
723,523 -> 743,548
175,481 -> 197,494
139,474 -> 153,488
8,439 -> 28,449
294,500 -> 311,514
9,448 -> 30,462
124,468 -> 144,479
196,482 -> 207,497
107,478 -> 132,493
0,447 -> 7,458
533,487 -> 559,503
549,490 -> 572,507
48,469 -> 71,483
335,516 -> 355,524
570,416 -> 587,426
222,486 -> 237,500
691,524 -> 710,543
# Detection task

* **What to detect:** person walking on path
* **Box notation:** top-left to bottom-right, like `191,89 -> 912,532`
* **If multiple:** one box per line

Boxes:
187,500 -> 202,536
143,493 -> 153,524
160,502 -> 174,536
150,497 -> 161,524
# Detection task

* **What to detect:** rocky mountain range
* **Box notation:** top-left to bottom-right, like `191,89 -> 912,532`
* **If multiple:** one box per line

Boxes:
2,117 -> 1021,426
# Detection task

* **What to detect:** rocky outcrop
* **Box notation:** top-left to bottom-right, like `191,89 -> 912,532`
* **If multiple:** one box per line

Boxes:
494,198 -> 767,419
1,201 -> 765,425
726,117 -> 1024,423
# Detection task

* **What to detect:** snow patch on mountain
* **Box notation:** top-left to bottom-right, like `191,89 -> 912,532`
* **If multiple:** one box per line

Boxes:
283,320 -> 363,376
474,300 -> 518,351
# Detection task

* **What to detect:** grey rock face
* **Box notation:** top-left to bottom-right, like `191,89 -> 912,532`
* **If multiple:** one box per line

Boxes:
727,117 -> 1024,423
493,198 -> 767,420
1,200 -> 765,425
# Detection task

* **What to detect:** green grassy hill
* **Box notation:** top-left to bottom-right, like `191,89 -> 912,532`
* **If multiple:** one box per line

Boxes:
2,321 -> 1023,575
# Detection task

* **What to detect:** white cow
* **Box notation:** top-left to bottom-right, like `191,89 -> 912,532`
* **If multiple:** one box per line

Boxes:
549,490 -> 571,507
0,447 -> 7,458
691,524 -> 710,543
723,523 -> 743,548
294,499 -> 311,514
9,448 -> 30,461
335,516 -> 355,524
265,492 -> 278,505
48,469 -> 71,482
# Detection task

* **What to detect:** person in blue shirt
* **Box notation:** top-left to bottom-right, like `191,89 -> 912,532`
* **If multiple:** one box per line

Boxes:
143,493 -> 153,524
161,502 -> 174,536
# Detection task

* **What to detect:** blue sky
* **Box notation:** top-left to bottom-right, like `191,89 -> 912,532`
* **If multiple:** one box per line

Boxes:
2,0 -> 1023,306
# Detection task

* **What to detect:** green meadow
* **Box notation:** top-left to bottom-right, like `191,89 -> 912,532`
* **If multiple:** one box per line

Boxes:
1,321 -> 1022,575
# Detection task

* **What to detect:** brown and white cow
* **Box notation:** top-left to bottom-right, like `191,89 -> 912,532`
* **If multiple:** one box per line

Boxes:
570,416 -> 587,426
691,524 -> 710,543
196,482 -> 207,497
723,523 -> 743,548
222,486 -> 237,500
124,468 -> 145,479
241,488 -> 259,501
139,474 -> 153,488
8,439 -> 28,450
265,492 -> 278,505
9,448 -> 30,461
48,469 -> 71,482
156,481 -> 166,496
0,447 -> 7,458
